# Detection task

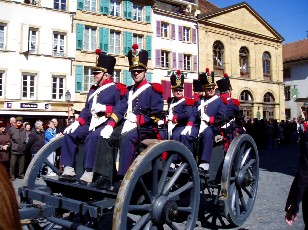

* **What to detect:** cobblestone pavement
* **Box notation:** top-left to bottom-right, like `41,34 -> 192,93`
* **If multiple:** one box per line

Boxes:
13,144 -> 305,229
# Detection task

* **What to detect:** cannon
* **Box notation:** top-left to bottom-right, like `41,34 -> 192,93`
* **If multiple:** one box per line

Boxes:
18,119 -> 259,229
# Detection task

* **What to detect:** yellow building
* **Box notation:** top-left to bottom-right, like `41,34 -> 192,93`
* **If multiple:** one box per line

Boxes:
198,2 -> 285,121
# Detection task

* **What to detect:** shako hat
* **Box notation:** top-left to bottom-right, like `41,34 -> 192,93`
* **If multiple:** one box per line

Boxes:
199,68 -> 216,88
216,73 -> 232,92
170,70 -> 184,89
127,44 -> 148,71
193,79 -> 203,92
93,49 -> 116,75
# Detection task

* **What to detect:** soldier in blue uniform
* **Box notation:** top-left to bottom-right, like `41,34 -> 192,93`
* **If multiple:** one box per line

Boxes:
88,44 -> 164,189
59,50 -> 125,183
167,70 -> 198,153
198,69 -> 227,171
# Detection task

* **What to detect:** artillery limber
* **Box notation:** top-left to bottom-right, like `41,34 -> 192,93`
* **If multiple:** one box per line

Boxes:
18,116 -> 259,229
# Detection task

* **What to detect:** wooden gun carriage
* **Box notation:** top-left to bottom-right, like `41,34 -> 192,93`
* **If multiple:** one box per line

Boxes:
18,115 -> 259,230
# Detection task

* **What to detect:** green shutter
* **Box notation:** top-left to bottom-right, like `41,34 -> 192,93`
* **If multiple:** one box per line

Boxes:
146,72 -> 152,83
144,6 -> 151,23
146,35 -> 152,60
123,70 -> 132,86
75,65 -> 83,92
124,1 -> 132,20
100,0 -> 109,14
123,31 -> 132,55
77,0 -> 84,10
99,27 -> 109,53
76,23 -> 84,50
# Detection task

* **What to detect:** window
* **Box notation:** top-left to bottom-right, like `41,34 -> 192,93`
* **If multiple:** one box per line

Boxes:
109,30 -> 120,54
184,54 -> 191,71
263,52 -> 271,79
0,72 -> 3,97
161,22 -> 169,38
29,29 -> 38,54
0,24 -> 6,50
133,34 -> 143,49
53,32 -> 65,57
54,0 -> 66,10
110,0 -> 121,16
22,74 -> 36,99
52,76 -> 65,100
240,90 -> 253,101
284,86 -> 291,101
263,92 -> 274,103
83,67 -> 94,91
133,5 -> 143,21
24,0 -> 38,5
183,27 -> 190,42
283,68 -> 291,79
84,0 -> 97,12
285,109 -> 291,120
239,47 -> 249,76
161,51 -> 170,68
213,41 -> 224,67
84,26 -> 96,51
113,70 -> 120,83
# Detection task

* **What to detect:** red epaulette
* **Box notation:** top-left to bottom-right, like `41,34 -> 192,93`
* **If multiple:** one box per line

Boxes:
232,98 -> 240,106
167,97 -> 173,104
185,98 -> 196,106
151,83 -> 164,94
116,83 -> 127,96
221,95 -> 229,105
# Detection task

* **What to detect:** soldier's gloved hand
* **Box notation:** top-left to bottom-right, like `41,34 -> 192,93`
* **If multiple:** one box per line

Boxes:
201,113 -> 210,123
64,121 -> 80,134
181,126 -> 192,135
157,120 -> 164,126
125,112 -> 137,123
100,125 -> 113,138
92,104 -> 106,113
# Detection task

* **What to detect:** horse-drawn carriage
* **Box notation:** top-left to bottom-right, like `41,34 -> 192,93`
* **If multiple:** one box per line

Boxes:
18,116 -> 259,229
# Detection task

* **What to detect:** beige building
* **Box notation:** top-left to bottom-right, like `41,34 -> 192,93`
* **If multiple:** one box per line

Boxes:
198,2 -> 285,121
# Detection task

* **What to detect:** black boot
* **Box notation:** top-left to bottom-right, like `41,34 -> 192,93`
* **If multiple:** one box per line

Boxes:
88,173 -> 111,190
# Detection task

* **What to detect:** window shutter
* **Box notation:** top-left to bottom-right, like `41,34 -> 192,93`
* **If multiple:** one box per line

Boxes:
146,72 -> 152,83
184,83 -> 192,98
178,53 -> 183,70
124,1 -> 132,20
77,0 -> 83,10
161,80 -> 171,100
123,31 -> 132,55
145,35 -> 152,59
156,21 -> 161,37
192,28 -> 196,44
178,26 -> 183,41
171,24 -> 175,40
100,0 -> 109,14
144,6 -> 151,23
76,23 -> 84,50
155,49 -> 161,67
99,27 -> 109,53
193,55 -> 197,71
75,65 -> 83,92
123,70 -> 132,86
172,52 -> 177,69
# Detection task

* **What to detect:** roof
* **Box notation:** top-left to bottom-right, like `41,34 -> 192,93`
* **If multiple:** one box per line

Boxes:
198,0 -> 220,14
283,39 -> 308,63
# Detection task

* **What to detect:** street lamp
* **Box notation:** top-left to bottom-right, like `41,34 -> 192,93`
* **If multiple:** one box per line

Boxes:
65,90 -> 71,122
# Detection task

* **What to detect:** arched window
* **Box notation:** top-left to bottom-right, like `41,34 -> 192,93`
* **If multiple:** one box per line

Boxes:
263,92 -> 275,103
240,90 -> 253,102
262,52 -> 271,80
263,92 -> 275,120
213,41 -> 224,75
239,47 -> 249,77
239,90 -> 253,120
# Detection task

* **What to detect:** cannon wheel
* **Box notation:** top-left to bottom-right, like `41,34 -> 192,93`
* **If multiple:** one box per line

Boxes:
23,136 -> 64,189
113,140 -> 200,230
221,134 -> 259,226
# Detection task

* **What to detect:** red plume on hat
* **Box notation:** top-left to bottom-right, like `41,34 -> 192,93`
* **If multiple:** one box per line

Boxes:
224,73 -> 228,77
132,44 -> 138,54
176,70 -> 181,76
95,48 -> 102,55
205,68 -> 209,72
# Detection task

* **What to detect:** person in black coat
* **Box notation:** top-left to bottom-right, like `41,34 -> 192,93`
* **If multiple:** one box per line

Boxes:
285,129 -> 308,228
26,120 -> 45,158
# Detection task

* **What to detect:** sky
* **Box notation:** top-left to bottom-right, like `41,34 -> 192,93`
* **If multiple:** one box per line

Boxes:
208,0 -> 308,44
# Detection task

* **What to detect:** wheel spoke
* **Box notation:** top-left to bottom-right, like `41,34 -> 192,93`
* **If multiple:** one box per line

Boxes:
242,186 -> 253,198
152,158 -> 159,196
167,221 -> 179,230
168,181 -> 193,200
144,220 -> 153,230
139,177 -> 153,202
240,147 -> 252,169
240,159 -> 256,173
163,163 -> 187,195
235,189 -> 240,216
158,155 -> 174,194
177,206 -> 192,213
238,187 -> 247,212
128,204 -> 151,212
236,143 -> 246,170
132,213 -> 151,230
